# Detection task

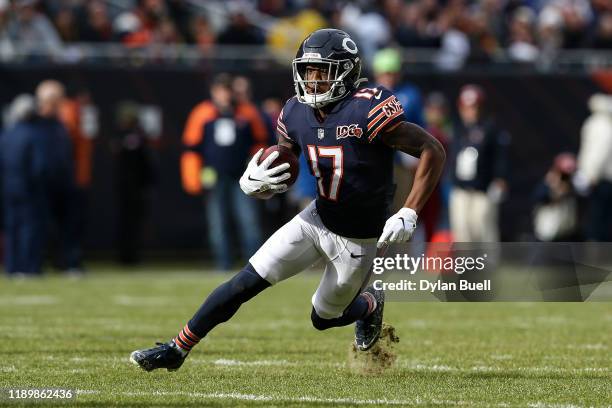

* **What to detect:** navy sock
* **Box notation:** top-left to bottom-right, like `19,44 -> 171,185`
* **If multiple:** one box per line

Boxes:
310,292 -> 376,331
174,264 -> 270,352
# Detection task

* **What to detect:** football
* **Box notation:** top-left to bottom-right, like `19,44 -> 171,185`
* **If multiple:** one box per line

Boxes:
258,145 -> 300,188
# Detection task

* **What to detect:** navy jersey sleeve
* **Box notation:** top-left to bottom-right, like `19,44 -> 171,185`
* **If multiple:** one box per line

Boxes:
276,97 -> 298,145
365,87 -> 407,144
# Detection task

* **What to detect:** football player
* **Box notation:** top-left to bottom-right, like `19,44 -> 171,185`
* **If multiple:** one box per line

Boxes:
130,29 -> 445,371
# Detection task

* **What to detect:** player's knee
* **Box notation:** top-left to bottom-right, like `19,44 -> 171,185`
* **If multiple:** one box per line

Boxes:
333,278 -> 360,298
310,308 -> 331,331
227,264 -> 271,302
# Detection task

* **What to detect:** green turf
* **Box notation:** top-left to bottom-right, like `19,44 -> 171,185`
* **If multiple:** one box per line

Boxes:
0,268 -> 610,407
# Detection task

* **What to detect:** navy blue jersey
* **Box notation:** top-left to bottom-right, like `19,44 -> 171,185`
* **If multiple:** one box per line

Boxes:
277,86 -> 407,238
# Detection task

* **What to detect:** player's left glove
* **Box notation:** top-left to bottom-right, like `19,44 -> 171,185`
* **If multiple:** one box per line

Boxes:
377,207 -> 418,248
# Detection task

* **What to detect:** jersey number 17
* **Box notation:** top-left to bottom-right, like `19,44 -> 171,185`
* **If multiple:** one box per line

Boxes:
307,145 -> 344,202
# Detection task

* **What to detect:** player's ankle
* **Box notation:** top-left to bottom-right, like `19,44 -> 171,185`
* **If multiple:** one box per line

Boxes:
171,339 -> 190,357
172,324 -> 201,356
362,292 -> 377,318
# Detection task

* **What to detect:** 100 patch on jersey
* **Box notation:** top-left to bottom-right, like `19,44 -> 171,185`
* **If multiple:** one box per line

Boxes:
336,124 -> 363,140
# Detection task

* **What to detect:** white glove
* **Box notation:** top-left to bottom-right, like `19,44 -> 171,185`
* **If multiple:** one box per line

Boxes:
239,148 -> 291,196
377,207 -> 418,248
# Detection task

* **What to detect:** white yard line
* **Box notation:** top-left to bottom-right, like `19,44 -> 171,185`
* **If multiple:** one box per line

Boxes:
0,295 -> 58,305
398,362 -> 609,375
105,390 -> 466,406
73,390 -> 596,408
112,295 -> 172,306
567,343 -> 608,350
64,356 -> 608,376
75,390 -> 100,395
527,404 -> 590,408
212,359 -> 295,367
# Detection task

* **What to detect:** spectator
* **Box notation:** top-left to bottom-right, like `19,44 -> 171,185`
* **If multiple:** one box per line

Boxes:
449,84 -> 510,242
232,75 -> 254,106
113,11 -> 144,45
231,76 -> 279,153
181,74 -> 269,270
340,3 -> 391,62
112,101 -> 157,264
59,86 -> 98,269
267,7 -> 327,60
467,10 -> 499,63
533,153 -> 579,242
537,7 -> 564,63
421,92 -> 451,241
35,80 -> 82,274
154,17 -> 181,44
1,94 -> 42,276
480,0 -> 507,43
395,1 -> 442,48
165,0 -> 191,41
587,12 -> 612,49
508,7 -> 540,62
0,0 -> 606,63
53,7 -> 78,43
190,14 -> 215,52
136,0 -> 168,31
575,94 -> 612,241
425,92 -> 452,146
5,0 -> 62,58
552,0 -> 593,48
381,0 -> 405,32
3,93 -> 34,128
258,0 -> 286,17
436,23 -> 470,71
373,48 -> 425,127
79,1 -> 113,43
218,1 -> 264,45
0,0 -> 14,61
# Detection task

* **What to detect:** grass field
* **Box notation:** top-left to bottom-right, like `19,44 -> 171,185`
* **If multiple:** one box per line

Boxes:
0,266 -> 610,407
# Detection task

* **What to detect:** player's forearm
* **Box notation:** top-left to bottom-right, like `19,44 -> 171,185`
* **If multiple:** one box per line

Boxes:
277,134 -> 301,156
404,145 -> 445,213
382,122 -> 446,213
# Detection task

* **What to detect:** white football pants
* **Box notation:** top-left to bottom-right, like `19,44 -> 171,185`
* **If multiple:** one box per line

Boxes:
250,201 -> 377,319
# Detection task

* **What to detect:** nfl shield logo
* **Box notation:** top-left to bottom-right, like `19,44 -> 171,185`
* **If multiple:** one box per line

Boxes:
317,128 -> 325,140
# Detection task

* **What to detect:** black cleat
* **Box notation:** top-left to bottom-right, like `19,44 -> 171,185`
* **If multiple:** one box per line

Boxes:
130,341 -> 186,372
354,286 -> 385,351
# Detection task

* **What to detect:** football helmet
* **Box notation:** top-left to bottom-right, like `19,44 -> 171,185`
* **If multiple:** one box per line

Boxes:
293,29 -> 362,109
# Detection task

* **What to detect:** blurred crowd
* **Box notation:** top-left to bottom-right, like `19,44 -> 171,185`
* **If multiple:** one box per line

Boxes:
1,0 -> 612,65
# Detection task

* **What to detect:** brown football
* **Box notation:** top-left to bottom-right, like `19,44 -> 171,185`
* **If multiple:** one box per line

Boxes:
258,145 -> 300,188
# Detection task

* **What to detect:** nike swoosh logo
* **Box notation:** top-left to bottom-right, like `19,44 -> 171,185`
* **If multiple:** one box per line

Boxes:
399,217 -> 416,228
248,176 -> 263,182
374,90 -> 383,99
350,253 -> 365,259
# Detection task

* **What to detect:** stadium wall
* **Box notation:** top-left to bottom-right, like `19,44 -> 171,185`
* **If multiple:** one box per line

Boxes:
0,66 -> 600,253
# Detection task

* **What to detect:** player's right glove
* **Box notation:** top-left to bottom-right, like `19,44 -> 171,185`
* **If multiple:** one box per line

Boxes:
239,148 -> 291,196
